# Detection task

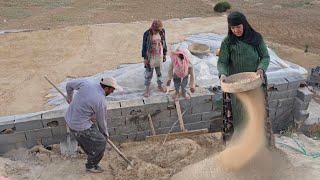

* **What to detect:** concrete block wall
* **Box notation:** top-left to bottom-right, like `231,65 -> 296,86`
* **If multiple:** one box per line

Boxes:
0,92 -> 222,154
267,74 -> 310,132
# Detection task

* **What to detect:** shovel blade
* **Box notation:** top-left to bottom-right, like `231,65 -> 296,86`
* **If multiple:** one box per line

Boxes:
60,134 -> 78,156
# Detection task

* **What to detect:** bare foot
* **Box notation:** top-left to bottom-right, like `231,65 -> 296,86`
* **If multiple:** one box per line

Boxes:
143,90 -> 150,97
158,86 -> 166,92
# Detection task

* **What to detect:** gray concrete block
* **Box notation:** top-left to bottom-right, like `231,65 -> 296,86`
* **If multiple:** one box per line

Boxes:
208,118 -> 223,132
51,126 -> 68,138
268,90 -> 289,100
191,95 -> 213,114
278,98 -> 294,108
285,75 -> 306,89
143,95 -> 168,105
127,130 -> 150,141
0,142 -> 27,154
14,113 -> 43,132
120,99 -> 145,116
110,135 -> 128,143
268,99 -> 278,108
202,111 -> 222,122
157,117 -> 178,129
294,110 -> 309,122
151,109 -> 172,127
107,116 -> 126,128
272,113 -> 294,133
156,126 -> 180,135
294,97 -> 309,111
41,137 -> 61,147
0,115 -> 14,133
0,132 -> 26,144
108,127 -> 116,136
297,87 -> 313,102
268,77 -> 288,91
107,101 -> 122,117
42,109 -> 67,127
185,121 -> 211,131
25,128 -> 53,141
183,113 -> 202,124
287,89 -> 298,98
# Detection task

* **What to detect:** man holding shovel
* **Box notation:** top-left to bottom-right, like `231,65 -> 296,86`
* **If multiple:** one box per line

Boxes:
65,77 -> 119,173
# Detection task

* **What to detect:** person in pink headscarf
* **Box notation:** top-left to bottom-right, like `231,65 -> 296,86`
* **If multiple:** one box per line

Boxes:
166,49 -> 196,100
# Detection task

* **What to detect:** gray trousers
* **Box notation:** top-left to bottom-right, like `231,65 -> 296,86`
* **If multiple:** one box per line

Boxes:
173,74 -> 189,94
144,66 -> 162,87
70,124 -> 106,169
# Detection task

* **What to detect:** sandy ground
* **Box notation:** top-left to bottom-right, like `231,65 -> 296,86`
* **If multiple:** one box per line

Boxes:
0,134 -> 224,180
1,16 -> 319,116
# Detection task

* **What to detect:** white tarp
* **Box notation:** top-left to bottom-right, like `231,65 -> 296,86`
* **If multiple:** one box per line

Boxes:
47,33 -> 307,108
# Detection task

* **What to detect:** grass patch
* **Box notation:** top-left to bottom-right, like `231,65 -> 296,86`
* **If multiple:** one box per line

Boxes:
281,0 -> 313,8
280,125 -> 296,137
214,1 -> 231,13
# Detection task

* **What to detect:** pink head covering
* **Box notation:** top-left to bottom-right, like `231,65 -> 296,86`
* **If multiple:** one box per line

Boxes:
170,50 -> 190,78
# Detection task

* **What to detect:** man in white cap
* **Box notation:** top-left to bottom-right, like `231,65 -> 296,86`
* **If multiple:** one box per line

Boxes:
65,77 -> 119,173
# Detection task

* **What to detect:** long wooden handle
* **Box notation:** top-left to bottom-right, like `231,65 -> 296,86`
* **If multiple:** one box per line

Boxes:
175,100 -> 186,132
107,139 -> 134,167
44,75 -> 68,100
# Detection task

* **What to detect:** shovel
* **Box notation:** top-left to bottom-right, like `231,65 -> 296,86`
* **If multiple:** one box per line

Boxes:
44,76 -> 78,156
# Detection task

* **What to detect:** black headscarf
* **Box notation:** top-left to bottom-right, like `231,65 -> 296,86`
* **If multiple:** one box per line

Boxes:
227,11 -> 262,46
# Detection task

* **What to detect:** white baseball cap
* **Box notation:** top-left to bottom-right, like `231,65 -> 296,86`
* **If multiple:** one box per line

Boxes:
100,77 -> 121,90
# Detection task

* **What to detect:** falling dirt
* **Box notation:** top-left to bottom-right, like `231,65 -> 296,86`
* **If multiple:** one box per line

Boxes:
172,88 -> 315,180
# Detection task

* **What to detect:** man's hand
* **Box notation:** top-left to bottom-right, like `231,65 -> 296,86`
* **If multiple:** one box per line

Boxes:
166,80 -> 171,86
163,56 -> 166,62
256,69 -> 265,82
220,74 -> 227,83
190,87 -> 195,93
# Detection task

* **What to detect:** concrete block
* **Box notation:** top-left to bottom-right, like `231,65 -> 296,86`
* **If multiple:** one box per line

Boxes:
268,99 -> 278,108
0,142 -> 27,154
107,101 -> 122,118
294,110 -> 309,122
272,113 -> 294,133
278,98 -> 294,108
285,75 -> 306,89
208,118 -> 223,132
127,130 -> 150,141
191,95 -> 213,114
110,135 -> 128,143
157,117 -> 179,129
156,126 -> 180,135
0,115 -> 14,133
212,93 -> 223,111
120,99 -> 145,116
107,127 -> 116,136
202,111 -> 222,122
107,116 -> 126,128
185,121 -> 211,131
41,137 -> 61,147
183,113 -> 202,124
143,95 -> 168,105
294,97 -> 309,111
25,128 -> 53,141
42,109 -> 67,127
51,126 -> 68,138
14,112 -> 43,132
0,132 -> 26,145
287,89 -> 298,98
268,90 -> 289,100
268,77 -> 288,91
297,87 -> 313,102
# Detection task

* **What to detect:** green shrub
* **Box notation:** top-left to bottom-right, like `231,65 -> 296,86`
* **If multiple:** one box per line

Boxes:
214,1 -> 231,13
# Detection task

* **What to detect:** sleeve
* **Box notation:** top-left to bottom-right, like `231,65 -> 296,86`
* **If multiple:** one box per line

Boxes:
162,29 -> 168,56
66,79 -> 85,101
142,31 -> 148,59
217,39 -> 230,77
256,38 -> 270,72
94,99 -> 108,137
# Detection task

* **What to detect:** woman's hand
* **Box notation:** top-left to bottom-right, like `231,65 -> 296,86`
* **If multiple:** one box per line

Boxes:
256,69 -> 265,82
220,74 -> 227,83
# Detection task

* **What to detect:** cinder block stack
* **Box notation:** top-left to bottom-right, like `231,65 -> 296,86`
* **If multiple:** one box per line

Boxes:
267,75 -> 309,132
